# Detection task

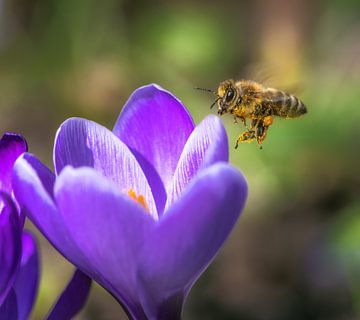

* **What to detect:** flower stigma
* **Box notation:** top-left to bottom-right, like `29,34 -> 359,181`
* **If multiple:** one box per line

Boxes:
127,188 -> 149,212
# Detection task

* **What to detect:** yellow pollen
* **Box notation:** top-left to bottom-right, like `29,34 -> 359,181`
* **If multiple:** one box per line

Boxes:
127,188 -> 149,212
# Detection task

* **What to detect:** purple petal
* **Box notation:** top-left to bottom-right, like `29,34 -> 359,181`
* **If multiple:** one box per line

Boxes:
0,193 -> 22,306
0,289 -> 18,319
12,154 -> 93,277
54,166 -> 155,319
113,84 -> 195,212
54,118 -> 157,219
0,133 -> 27,194
46,269 -> 91,320
12,154 -> 66,249
165,115 -> 228,208
13,231 -> 39,320
137,163 -> 247,318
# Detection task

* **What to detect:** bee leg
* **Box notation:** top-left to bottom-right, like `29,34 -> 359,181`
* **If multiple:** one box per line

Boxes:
256,124 -> 267,149
263,115 -> 273,127
256,116 -> 273,148
233,116 -> 238,124
239,116 -> 246,126
250,118 -> 258,130
235,130 -> 256,149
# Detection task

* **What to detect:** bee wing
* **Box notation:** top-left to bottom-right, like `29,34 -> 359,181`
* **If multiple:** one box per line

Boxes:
241,63 -> 304,94
252,90 -> 283,107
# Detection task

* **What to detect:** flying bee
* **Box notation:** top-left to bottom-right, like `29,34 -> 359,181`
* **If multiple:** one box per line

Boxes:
196,79 -> 307,148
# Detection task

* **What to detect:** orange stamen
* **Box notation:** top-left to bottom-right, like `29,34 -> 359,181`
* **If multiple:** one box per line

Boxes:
127,188 -> 149,212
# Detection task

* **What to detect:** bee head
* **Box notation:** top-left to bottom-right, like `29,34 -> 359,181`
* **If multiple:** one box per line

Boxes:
217,79 -> 238,115
195,80 -> 241,114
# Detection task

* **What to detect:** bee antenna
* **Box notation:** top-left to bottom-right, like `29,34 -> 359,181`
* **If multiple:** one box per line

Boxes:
210,97 -> 220,109
194,87 -> 216,94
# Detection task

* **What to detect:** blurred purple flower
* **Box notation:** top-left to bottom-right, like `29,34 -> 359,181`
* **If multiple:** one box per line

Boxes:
13,84 -> 248,319
0,133 -> 91,320
0,133 -> 39,320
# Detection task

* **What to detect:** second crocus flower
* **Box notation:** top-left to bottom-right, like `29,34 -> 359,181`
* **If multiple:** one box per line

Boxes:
0,133 -> 38,320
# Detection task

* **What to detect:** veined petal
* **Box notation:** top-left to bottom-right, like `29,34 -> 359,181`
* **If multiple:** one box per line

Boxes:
54,118 -> 157,219
13,154 -> 67,249
54,167 -> 155,319
12,154 -> 94,278
113,84 -> 195,213
0,193 -> 22,307
165,115 -> 228,209
0,133 -> 27,194
46,269 -> 91,320
13,231 -> 39,320
138,163 -> 247,318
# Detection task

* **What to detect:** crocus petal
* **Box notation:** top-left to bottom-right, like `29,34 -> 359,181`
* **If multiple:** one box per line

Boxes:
54,118 -> 157,219
13,231 -> 39,320
12,154 -> 68,250
46,269 -> 91,320
0,289 -> 18,319
0,133 -> 27,193
138,163 -> 247,318
165,115 -> 228,209
113,84 -> 195,212
0,193 -> 22,306
54,167 -> 155,319
12,154 -> 93,278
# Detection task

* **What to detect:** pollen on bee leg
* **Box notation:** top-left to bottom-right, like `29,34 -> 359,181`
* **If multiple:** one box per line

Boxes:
127,188 -> 150,212
263,116 -> 273,127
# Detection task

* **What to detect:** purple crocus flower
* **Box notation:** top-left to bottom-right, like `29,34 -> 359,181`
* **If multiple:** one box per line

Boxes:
0,133 -> 91,320
0,133 -> 38,320
13,84 -> 248,319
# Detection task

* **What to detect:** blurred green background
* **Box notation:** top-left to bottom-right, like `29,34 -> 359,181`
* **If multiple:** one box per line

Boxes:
1,0 -> 360,319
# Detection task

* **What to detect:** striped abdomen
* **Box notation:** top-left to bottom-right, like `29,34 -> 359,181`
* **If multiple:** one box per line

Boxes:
263,88 -> 307,118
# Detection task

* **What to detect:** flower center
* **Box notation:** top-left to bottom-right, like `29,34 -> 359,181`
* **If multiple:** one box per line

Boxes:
127,188 -> 149,212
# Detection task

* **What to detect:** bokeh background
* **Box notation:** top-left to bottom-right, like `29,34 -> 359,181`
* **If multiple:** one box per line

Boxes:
1,0 -> 360,319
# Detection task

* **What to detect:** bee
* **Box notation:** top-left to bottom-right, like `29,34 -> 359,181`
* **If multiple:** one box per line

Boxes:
196,79 -> 307,148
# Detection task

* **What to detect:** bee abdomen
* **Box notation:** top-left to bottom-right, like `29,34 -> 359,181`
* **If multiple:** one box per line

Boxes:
269,90 -> 307,118
284,93 -> 307,117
